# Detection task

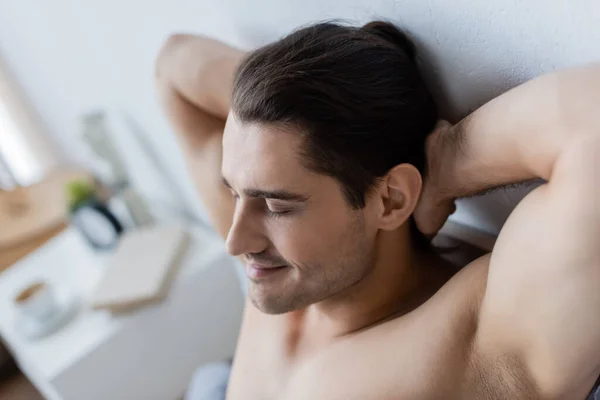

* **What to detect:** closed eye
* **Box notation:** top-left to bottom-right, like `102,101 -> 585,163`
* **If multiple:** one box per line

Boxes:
266,209 -> 294,218
265,199 -> 298,218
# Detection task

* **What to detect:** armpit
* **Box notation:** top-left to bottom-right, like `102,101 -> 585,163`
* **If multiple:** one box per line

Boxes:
466,352 -> 540,400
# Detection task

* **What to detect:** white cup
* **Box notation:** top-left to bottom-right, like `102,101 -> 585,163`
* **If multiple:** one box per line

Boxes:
14,281 -> 59,321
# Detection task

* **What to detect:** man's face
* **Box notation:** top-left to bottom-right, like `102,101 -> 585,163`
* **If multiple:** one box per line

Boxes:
222,115 -> 378,314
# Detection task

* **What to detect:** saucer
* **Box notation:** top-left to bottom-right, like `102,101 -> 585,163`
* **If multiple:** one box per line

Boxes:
14,288 -> 79,340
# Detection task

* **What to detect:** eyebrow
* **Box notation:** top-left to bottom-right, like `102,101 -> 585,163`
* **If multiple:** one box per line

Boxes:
221,177 -> 310,202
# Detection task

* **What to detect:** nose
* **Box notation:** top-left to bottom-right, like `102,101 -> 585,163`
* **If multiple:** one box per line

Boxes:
225,204 -> 268,257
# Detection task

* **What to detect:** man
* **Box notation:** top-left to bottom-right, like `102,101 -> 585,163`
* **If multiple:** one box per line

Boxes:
156,20 -> 600,399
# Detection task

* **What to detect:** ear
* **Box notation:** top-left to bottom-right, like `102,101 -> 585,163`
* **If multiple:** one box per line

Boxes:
374,164 -> 422,231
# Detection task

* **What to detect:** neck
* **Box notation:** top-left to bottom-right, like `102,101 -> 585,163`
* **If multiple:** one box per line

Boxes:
304,225 -> 445,339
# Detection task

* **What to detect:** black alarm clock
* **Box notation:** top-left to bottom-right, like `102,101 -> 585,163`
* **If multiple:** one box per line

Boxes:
71,199 -> 123,250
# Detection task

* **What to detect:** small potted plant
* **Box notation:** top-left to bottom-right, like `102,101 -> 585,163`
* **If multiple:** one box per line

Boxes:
66,179 -> 123,250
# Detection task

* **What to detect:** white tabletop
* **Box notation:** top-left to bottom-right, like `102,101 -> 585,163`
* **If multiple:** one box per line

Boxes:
0,223 -> 228,381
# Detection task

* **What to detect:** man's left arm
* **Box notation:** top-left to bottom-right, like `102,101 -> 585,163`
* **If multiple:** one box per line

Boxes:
417,65 -> 600,398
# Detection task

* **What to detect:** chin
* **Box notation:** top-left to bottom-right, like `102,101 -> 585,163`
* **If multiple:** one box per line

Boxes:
249,288 -> 306,315
251,298 -> 289,315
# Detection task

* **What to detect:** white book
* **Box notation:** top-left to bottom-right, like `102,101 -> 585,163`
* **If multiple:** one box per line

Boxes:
92,224 -> 190,312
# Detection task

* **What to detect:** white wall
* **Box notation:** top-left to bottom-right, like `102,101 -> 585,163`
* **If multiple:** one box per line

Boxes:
0,0 -> 598,234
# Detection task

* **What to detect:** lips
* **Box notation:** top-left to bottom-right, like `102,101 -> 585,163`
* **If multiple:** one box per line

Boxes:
249,263 -> 285,269
245,263 -> 288,280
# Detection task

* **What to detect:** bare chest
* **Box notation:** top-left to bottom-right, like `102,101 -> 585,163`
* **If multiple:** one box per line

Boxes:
227,308 -> 476,400
225,258 -> 497,400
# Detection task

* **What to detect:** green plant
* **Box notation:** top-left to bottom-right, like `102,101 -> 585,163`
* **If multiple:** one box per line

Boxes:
66,179 -> 96,211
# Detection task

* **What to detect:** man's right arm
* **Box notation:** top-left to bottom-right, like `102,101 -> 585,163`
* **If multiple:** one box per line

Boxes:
155,34 -> 245,239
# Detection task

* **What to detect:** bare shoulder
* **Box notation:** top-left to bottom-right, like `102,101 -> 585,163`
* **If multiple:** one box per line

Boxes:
435,252 -> 492,306
285,255 -> 494,400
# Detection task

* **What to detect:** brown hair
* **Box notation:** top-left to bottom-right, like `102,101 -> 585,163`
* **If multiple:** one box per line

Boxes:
232,20 -> 437,249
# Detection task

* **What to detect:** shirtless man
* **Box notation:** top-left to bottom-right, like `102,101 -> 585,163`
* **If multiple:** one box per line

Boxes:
156,20 -> 600,399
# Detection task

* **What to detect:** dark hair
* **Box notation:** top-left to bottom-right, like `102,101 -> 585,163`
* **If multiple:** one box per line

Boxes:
232,20 -> 437,249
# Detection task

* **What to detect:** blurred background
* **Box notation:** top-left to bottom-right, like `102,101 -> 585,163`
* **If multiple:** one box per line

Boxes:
0,0 -> 598,399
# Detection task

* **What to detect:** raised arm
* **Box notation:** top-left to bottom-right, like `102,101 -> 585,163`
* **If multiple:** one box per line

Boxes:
155,34 -> 244,238
449,64 -> 599,184
418,65 -> 600,399
416,64 -> 600,235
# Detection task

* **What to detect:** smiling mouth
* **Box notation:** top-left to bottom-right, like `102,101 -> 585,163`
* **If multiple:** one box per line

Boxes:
245,264 -> 289,280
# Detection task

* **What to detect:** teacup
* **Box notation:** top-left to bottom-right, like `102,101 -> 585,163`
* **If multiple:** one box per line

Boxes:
14,281 -> 59,320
